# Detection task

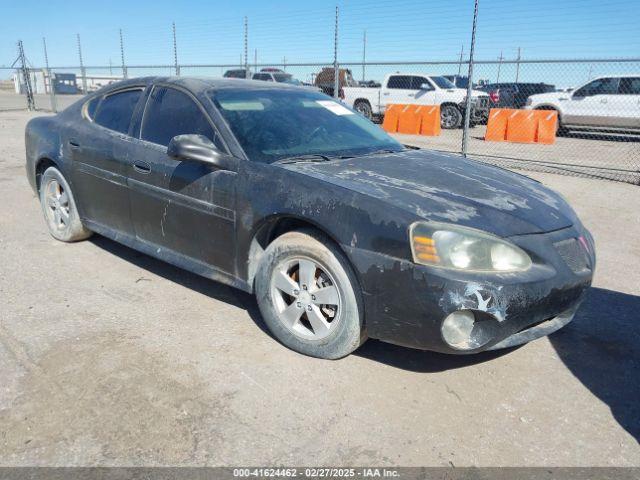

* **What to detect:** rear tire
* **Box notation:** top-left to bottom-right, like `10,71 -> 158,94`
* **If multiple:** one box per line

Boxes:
441,105 -> 463,129
255,230 -> 366,359
39,167 -> 92,242
354,100 -> 373,120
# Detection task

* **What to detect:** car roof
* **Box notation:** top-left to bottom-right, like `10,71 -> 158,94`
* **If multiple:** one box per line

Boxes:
96,76 -> 308,96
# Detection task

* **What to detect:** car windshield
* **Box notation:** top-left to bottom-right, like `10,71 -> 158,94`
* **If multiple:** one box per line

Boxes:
210,88 -> 403,164
431,76 -> 456,89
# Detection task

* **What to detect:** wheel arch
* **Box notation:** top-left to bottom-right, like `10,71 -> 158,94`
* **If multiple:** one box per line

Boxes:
35,157 -> 60,192
245,214 -> 355,293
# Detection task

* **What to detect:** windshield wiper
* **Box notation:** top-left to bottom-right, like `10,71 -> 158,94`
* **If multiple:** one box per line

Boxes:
274,154 -> 334,165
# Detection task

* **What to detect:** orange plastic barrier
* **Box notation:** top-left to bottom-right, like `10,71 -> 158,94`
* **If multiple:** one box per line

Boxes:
383,104 -> 442,136
397,105 -> 421,134
419,105 -> 441,136
484,108 -> 514,142
382,104 -> 403,133
485,108 -> 558,144
534,110 -> 558,145
507,110 -> 538,143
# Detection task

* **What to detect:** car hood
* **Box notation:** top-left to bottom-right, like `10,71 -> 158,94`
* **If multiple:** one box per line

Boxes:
280,150 -> 577,237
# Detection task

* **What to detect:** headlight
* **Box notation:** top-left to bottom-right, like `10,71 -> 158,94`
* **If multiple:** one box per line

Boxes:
409,222 -> 532,272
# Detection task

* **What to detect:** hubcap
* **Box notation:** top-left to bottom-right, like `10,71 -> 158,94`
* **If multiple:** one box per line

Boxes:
442,107 -> 458,128
45,179 -> 70,230
270,257 -> 342,340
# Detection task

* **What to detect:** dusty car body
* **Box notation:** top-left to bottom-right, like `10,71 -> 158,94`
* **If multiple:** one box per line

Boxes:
25,77 -> 595,359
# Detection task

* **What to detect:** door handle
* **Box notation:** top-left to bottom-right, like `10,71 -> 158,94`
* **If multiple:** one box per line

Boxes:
69,140 -> 80,148
382,92 -> 390,96
600,99 -> 608,104
407,94 -> 415,97
133,161 -> 151,174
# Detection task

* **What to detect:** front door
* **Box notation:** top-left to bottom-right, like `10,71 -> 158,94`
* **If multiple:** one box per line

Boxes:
128,85 -> 237,274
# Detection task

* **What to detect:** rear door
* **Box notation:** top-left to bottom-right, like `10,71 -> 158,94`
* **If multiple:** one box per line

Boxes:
612,77 -> 640,128
70,87 -> 144,236
381,75 -> 415,108
128,84 -> 237,274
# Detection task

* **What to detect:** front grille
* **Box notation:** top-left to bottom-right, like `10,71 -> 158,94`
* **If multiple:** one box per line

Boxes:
554,238 -> 590,274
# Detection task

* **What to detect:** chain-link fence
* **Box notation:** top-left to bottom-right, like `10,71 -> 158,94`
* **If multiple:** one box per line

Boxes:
1,0 -> 639,184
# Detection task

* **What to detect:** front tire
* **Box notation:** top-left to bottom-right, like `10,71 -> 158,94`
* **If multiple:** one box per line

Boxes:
441,105 -> 463,129
39,166 -> 92,242
255,230 -> 366,359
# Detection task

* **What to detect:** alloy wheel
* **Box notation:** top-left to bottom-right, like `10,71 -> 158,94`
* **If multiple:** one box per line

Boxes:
270,256 -> 342,340
44,179 -> 70,230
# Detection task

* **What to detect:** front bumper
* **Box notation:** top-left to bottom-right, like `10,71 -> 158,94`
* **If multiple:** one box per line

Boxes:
345,225 -> 595,354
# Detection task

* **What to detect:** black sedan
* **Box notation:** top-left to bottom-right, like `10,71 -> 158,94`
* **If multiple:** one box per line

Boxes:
25,77 -> 595,359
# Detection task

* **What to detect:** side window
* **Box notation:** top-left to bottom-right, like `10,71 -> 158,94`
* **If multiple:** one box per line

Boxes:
253,73 -> 272,81
575,78 -> 619,97
141,86 -> 221,149
411,76 -> 432,90
93,89 -> 142,134
387,76 -> 412,89
618,78 -> 640,95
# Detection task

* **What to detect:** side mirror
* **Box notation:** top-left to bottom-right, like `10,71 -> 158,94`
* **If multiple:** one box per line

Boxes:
167,134 -> 235,171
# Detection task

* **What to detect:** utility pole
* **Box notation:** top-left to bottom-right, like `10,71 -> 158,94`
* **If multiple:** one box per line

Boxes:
77,34 -> 87,94
119,29 -> 127,79
14,41 -> 35,111
457,44 -> 465,77
42,37 -> 57,112
362,30 -> 366,82
244,16 -> 249,79
172,22 -> 180,76
254,48 -> 257,74
109,58 -> 113,75
283,56 -> 287,72
461,0 -> 479,157
333,6 -> 339,99
496,50 -> 504,83
515,47 -> 521,82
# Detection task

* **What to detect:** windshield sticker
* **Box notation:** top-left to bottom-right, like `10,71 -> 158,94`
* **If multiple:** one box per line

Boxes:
219,101 -> 265,111
316,100 -> 354,116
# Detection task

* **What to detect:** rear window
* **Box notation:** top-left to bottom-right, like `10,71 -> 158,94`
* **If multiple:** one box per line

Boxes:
93,89 -> 143,134
387,76 -> 412,89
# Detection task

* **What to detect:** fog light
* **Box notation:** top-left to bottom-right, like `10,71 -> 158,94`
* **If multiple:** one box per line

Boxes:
441,310 -> 476,348
441,310 -> 500,350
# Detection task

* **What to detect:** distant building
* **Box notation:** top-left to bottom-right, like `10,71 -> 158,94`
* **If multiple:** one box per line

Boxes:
13,70 -> 123,94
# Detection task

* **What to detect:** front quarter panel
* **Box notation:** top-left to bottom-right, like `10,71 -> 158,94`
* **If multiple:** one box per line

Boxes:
234,161 -> 419,287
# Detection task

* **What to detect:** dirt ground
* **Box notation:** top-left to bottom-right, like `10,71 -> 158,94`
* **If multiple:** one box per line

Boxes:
0,110 -> 638,466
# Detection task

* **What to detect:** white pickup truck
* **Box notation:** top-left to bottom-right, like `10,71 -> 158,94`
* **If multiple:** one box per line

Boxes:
343,73 -> 490,128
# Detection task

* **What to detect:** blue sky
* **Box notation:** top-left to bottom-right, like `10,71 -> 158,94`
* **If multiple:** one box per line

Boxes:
2,0 -> 639,87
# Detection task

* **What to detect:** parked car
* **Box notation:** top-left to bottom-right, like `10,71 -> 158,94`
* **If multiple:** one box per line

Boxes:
223,69 -> 251,79
525,75 -> 640,133
25,77 -> 594,359
314,67 -> 358,97
252,70 -> 302,85
343,73 -> 490,128
478,82 -> 555,109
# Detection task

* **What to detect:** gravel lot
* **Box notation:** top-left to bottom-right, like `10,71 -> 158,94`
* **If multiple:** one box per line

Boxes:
0,110 -> 639,466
